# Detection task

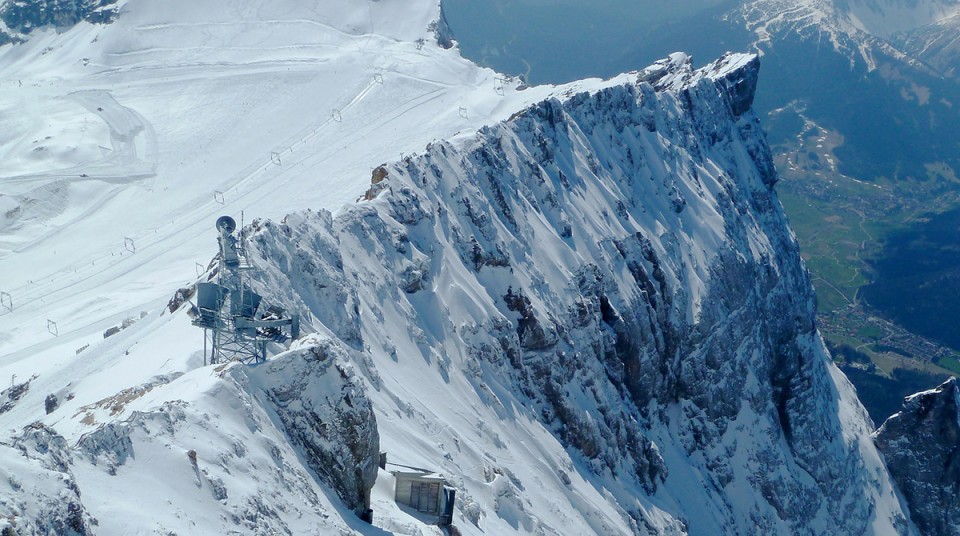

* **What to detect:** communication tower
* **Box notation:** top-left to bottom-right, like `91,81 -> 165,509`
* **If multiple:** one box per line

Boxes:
193,215 -> 299,365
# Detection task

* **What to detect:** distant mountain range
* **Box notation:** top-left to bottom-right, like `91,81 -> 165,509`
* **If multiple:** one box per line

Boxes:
445,0 -> 960,181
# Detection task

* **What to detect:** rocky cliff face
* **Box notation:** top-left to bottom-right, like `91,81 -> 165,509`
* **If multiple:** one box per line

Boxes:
242,335 -> 380,517
875,377 -> 960,536
242,52 -> 914,534
0,46 -> 923,534
0,338 -> 380,536
0,0 -> 118,44
0,424 -> 95,536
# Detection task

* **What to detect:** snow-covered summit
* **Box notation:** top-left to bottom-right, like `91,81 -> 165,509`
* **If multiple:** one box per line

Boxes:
0,0 -> 924,534
226,47 -> 913,534
640,52 -> 760,119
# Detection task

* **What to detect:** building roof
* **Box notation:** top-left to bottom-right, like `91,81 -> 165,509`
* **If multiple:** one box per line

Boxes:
389,470 -> 446,481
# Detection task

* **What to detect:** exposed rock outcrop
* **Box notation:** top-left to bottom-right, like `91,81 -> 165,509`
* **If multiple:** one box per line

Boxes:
1,424 -> 95,536
242,53 -> 912,534
242,336 -> 380,517
875,377 -> 960,536
0,0 -> 118,44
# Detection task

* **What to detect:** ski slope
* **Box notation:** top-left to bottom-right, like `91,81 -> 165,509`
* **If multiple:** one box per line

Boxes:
0,0 -> 561,370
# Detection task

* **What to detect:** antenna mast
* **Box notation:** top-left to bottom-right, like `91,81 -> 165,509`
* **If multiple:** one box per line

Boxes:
193,215 -> 299,365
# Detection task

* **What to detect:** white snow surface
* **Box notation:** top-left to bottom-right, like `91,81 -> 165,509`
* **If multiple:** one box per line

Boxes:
0,0 -> 568,363
0,1 -> 916,535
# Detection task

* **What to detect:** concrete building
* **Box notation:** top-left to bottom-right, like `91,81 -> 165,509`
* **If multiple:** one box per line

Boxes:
391,469 -> 456,526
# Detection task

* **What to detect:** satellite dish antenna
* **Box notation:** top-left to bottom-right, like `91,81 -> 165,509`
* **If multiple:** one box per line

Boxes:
216,215 -> 236,235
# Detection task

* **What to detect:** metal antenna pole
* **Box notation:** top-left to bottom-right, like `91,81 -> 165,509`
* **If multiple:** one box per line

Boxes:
236,211 -> 243,350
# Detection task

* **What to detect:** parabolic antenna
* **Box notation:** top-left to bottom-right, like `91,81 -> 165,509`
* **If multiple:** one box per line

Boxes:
216,215 -> 236,235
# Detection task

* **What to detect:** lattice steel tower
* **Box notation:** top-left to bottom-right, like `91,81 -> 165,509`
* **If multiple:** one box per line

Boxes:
192,215 -> 298,364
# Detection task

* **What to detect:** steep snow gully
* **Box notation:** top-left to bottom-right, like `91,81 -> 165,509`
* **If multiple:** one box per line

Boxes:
2,9 -> 951,536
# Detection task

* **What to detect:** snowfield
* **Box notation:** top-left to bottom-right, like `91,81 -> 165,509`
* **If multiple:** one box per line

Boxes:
0,0 -> 552,366
0,0 -> 922,535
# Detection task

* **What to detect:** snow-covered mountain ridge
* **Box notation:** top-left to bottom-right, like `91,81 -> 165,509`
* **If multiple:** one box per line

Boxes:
893,11 -> 960,76
72,51 -> 911,535
0,0 -> 942,534
734,0 -> 960,71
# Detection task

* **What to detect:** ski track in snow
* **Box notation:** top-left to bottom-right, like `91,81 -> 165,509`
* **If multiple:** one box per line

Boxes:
0,79 -> 452,336
2,89 -> 157,190
0,2 -> 532,364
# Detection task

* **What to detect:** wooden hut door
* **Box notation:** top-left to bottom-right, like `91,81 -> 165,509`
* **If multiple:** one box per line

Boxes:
411,481 -> 441,514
